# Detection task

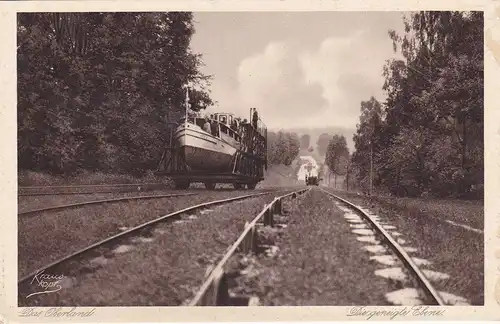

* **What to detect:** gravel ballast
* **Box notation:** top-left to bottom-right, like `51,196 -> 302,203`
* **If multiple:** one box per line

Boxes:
18,189 -> 280,279
329,190 -> 484,305
20,191 -> 292,306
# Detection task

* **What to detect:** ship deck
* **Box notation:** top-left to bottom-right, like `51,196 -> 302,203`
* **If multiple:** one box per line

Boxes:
155,171 -> 264,184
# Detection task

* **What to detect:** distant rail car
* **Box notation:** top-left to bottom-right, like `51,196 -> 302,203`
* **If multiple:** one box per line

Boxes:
305,175 -> 320,186
157,102 -> 267,190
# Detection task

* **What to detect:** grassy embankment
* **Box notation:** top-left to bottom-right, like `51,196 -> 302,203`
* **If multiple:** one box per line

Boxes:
18,170 -> 168,186
19,161 -> 301,188
335,190 -> 483,230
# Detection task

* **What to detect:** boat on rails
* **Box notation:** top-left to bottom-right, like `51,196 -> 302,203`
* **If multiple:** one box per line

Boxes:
157,87 -> 267,190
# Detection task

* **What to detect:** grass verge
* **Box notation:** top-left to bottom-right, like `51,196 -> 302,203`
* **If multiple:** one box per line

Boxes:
18,170 -> 169,186
339,190 -> 483,230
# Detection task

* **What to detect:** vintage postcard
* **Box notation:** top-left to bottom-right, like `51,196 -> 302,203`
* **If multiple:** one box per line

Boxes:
1,0 -> 499,322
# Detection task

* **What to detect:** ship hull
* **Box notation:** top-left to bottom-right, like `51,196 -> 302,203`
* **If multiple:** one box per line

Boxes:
174,124 -> 237,172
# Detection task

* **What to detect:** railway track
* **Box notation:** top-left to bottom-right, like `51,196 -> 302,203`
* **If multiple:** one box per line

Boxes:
18,184 -> 279,196
319,188 -> 444,305
187,187 -> 470,306
19,186 -> 472,306
18,188 -> 292,304
18,193 -> 198,216
189,188 -> 310,306
18,183 -> 169,196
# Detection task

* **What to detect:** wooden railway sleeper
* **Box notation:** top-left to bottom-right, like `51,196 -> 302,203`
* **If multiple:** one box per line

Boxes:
239,222 -> 257,254
274,198 -> 282,215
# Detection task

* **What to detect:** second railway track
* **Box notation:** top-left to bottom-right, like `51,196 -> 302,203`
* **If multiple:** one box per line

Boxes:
18,183 -> 171,196
18,188 -> 295,305
18,193 -> 198,216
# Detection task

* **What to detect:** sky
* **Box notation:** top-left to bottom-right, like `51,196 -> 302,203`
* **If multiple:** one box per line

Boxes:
190,12 -> 406,147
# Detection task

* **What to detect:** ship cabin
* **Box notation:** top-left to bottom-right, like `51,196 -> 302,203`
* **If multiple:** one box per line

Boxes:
180,112 -> 241,148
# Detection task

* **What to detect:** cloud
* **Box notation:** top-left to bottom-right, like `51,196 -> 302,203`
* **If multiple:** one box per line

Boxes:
235,41 -> 327,127
298,29 -> 398,128
205,25 -> 401,132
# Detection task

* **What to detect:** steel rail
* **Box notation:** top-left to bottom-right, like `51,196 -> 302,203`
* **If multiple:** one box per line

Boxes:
19,183 -> 165,189
18,187 -> 280,196
319,188 -> 445,306
18,184 -> 168,196
189,187 -> 310,306
18,193 -> 197,216
18,190 -> 282,285
19,191 -> 159,196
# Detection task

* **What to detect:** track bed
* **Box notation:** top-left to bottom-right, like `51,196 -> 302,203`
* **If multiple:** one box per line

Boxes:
18,189 -> 276,279
225,189 -> 393,305
20,191 -> 290,306
328,190 -> 483,305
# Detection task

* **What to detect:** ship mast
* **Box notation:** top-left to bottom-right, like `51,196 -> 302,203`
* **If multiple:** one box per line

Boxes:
184,84 -> 190,125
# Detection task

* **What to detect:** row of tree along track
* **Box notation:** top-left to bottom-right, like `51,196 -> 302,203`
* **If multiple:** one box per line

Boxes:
190,187 -> 477,306
18,187 -> 300,306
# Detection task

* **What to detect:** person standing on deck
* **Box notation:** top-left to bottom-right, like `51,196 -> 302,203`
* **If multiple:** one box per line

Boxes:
252,110 -> 259,130
203,118 -> 211,133
210,119 -> 218,137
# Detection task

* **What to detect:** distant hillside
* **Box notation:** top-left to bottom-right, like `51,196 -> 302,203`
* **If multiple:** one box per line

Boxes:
269,126 -> 356,153
298,148 -> 323,163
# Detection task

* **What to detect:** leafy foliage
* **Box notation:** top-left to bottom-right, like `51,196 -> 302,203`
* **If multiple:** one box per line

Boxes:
348,11 -> 483,199
325,134 -> 350,176
300,134 -> 310,150
316,133 -> 331,157
18,13 -> 213,175
267,131 -> 301,166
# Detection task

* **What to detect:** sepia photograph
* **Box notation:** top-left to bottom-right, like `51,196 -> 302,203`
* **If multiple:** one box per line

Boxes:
14,9 -> 485,312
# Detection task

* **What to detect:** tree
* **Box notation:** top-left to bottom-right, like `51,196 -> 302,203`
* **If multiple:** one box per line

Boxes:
384,11 -> 483,197
350,97 -> 383,192
325,134 -> 350,188
300,134 -> 311,150
286,132 -> 300,165
267,130 -> 300,166
348,11 -> 483,198
316,133 -> 331,157
17,13 -> 213,175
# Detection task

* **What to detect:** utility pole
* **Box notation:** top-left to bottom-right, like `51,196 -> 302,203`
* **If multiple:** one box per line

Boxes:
369,107 -> 375,196
345,160 -> 350,191
369,139 -> 373,196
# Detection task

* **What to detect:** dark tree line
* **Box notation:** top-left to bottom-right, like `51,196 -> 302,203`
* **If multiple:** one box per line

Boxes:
316,133 -> 332,157
300,134 -> 310,151
267,131 -> 300,166
347,12 -> 483,199
324,134 -> 350,187
18,13 -> 213,176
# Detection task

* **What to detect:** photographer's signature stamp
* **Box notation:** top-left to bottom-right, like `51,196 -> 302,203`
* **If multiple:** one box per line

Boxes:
26,269 -> 67,299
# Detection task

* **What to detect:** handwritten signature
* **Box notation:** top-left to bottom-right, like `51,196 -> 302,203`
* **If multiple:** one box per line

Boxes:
26,269 -> 66,299
347,306 -> 445,320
